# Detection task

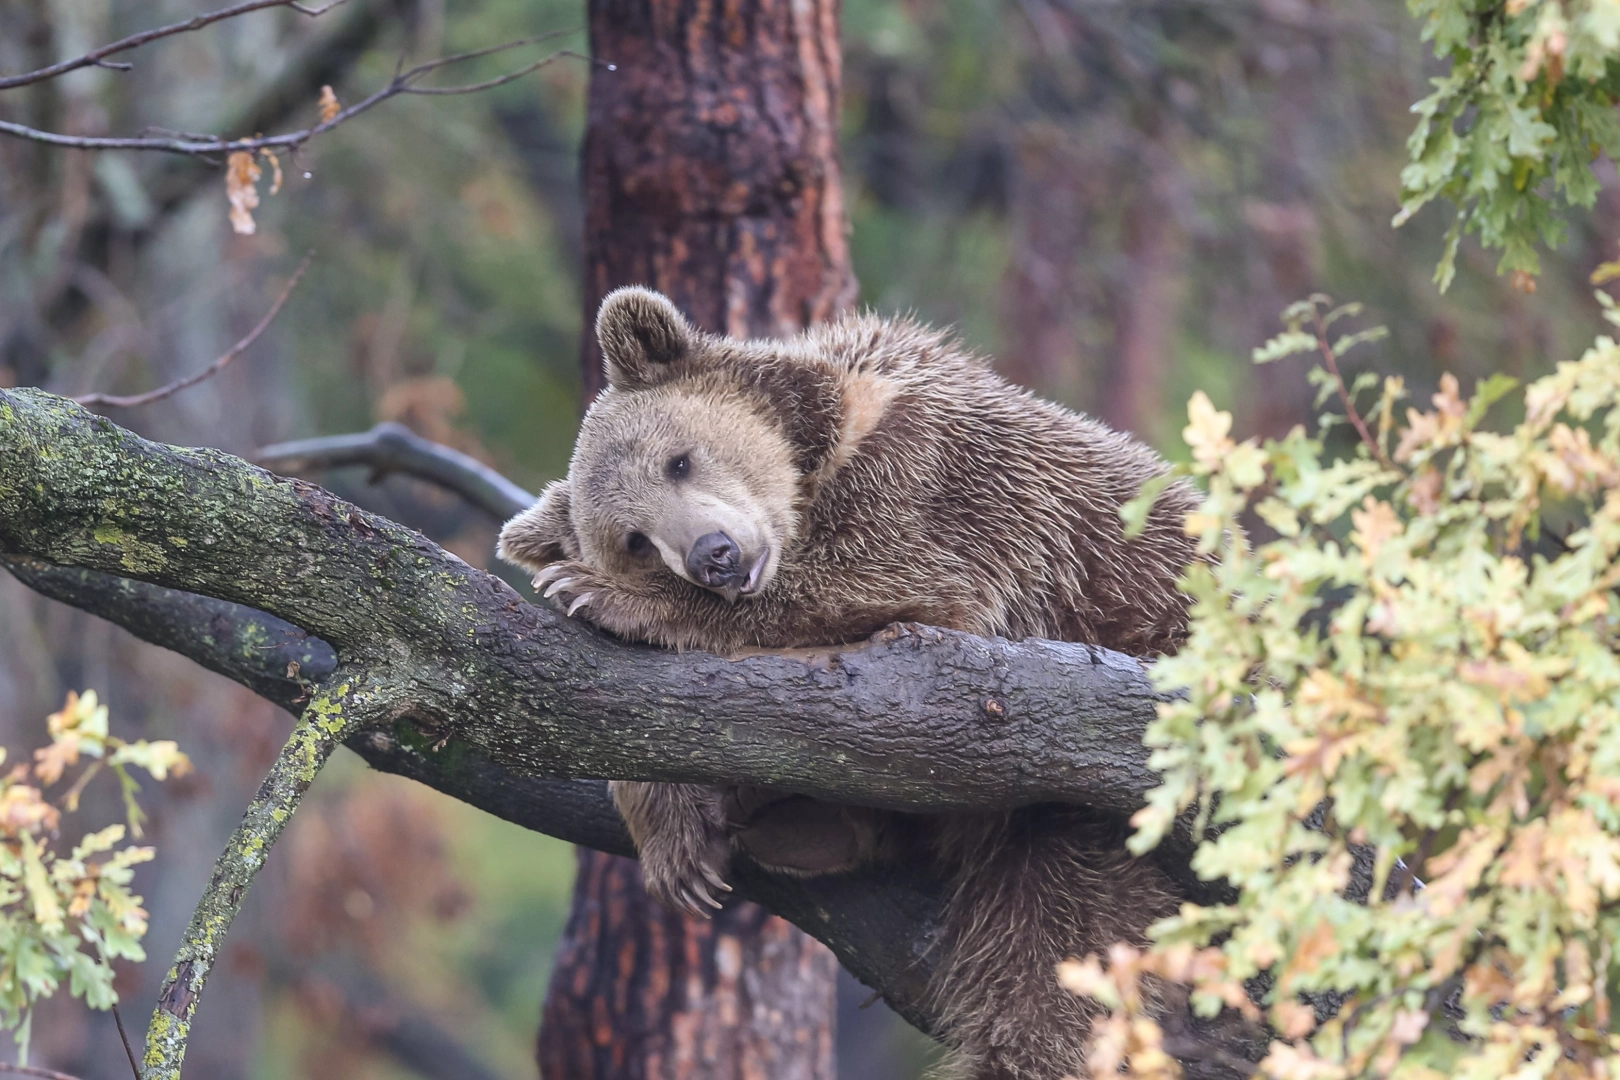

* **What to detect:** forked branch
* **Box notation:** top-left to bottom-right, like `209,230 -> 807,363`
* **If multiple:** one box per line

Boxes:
0,389 -> 1202,1057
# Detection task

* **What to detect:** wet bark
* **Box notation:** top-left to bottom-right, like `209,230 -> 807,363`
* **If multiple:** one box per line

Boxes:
0,552 -> 947,1036
0,409 -> 1166,818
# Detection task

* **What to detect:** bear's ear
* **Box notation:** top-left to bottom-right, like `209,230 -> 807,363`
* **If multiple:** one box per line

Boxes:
597,287 -> 694,390
496,480 -> 580,573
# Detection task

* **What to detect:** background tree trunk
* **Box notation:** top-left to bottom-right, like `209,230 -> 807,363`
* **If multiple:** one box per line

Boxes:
539,849 -> 839,1080
575,0 -> 856,401
539,0 -> 857,1074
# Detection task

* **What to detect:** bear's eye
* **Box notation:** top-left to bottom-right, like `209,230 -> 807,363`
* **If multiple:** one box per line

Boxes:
626,531 -> 652,556
666,453 -> 691,480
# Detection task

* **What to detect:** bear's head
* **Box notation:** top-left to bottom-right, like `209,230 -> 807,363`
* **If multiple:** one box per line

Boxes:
498,287 -> 821,603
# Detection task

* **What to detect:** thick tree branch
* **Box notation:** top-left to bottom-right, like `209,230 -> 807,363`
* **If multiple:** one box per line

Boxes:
0,387 -> 1168,815
0,555 -> 947,1033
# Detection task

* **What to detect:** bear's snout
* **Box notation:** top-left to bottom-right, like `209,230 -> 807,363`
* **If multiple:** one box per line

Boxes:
686,532 -> 743,588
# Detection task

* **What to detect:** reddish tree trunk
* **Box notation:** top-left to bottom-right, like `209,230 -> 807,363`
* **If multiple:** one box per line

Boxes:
576,0 -> 856,400
539,849 -> 838,1080
539,0 -> 855,1075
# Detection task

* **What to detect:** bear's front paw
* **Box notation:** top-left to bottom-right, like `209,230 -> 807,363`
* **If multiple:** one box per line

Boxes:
637,816 -> 734,920
532,561 -> 608,618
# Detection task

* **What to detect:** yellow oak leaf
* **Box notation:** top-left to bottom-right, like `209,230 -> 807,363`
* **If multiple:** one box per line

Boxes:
1351,496 -> 1402,562
1183,391 -> 1235,470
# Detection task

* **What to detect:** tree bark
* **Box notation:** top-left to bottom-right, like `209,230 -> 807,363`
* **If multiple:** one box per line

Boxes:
0,394 -> 1166,816
549,0 -> 859,1072
577,0 -> 856,400
539,848 -> 838,1080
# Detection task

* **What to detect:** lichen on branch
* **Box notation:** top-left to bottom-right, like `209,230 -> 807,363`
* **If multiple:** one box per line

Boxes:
141,670 -> 379,1080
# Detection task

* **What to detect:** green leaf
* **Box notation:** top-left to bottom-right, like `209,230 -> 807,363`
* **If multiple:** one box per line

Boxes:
1331,326 -> 1391,358
1465,373 -> 1520,427
1253,331 -> 1319,365
1120,472 -> 1178,540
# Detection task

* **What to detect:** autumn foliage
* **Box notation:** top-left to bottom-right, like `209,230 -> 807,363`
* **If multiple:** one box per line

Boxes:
1088,296 -> 1620,1078
0,691 -> 189,1060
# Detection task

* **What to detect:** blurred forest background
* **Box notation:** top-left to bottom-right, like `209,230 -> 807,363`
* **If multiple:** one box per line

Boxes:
2,0 -> 1619,1077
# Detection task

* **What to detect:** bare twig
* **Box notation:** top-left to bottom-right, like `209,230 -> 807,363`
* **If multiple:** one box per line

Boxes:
74,254 -> 312,409
1311,307 -> 1393,468
0,37 -> 583,158
0,0 -> 350,92
111,1002 -> 141,1080
0,1065 -> 87,1080
256,423 -> 535,520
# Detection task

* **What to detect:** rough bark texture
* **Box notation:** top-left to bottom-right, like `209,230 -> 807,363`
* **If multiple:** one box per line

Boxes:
539,848 -> 839,1080
0,395 -> 1252,1068
558,2 -> 860,1070
578,0 -> 857,400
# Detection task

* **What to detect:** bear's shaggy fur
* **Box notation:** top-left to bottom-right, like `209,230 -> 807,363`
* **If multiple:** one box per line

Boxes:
498,287 -> 1202,1080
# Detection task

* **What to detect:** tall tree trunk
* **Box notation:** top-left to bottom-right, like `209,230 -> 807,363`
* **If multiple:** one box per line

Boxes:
575,0 -> 856,401
538,0 -> 855,1075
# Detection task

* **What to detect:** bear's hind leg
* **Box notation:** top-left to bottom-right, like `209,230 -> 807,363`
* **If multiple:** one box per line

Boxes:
926,808 -> 1181,1080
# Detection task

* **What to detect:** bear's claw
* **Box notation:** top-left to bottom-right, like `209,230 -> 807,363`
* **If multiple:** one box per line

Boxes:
566,593 -> 594,616
636,822 -> 734,920
701,864 -> 733,893
682,880 -> 725,916
532,564 -> 569,589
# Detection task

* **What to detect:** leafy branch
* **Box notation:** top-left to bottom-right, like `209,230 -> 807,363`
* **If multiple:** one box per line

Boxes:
1396,0 -> 1620,288
1077,298 -> 1620,1078
1252,294 -> 1392,464
0,690 -> 192,1073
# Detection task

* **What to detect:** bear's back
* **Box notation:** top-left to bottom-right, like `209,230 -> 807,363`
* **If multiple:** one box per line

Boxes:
792,313 -> 1198,655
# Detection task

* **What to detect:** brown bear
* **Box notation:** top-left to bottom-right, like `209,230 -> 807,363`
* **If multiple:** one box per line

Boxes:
498,287 -> 1203,1080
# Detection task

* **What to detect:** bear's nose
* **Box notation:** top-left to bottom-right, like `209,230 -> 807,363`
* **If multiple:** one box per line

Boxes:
686,531 -> 742,587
